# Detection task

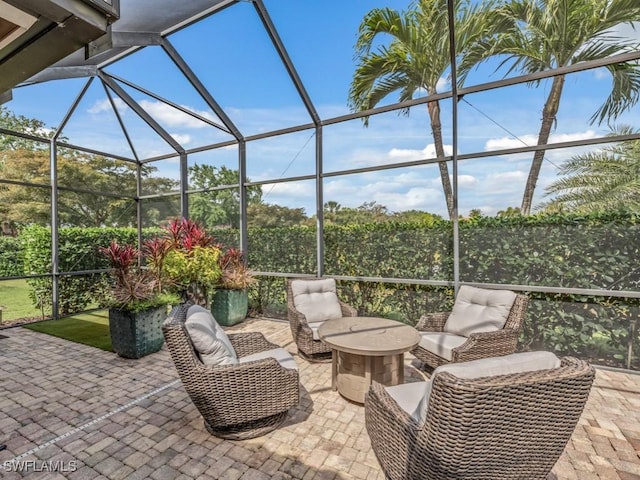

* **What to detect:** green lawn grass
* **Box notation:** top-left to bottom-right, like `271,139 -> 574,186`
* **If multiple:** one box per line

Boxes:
23,310 -> 113,352
0,278 -> 45,322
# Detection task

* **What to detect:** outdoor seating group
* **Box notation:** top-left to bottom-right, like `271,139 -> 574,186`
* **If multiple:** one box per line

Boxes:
162,279 -> 595,478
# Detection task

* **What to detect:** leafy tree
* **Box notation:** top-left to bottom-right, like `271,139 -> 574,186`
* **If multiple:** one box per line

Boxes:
348,0 -> 500,219
0,107 -> 179,228
393,209 -> 443,224
247,203 -> 307,227
0,149 -> 52,225
0,149 -> 177,227
541,125 -> 640,213
321,201 -> 441,225
496,206 -> 522,217
189,164 -> 262,228
323,201 -> 342,225
462,0 -> 640,214
0,106 -> 54,224
466,208 -> 483,219
321,201 -> 389,225
0,106 -> 53,150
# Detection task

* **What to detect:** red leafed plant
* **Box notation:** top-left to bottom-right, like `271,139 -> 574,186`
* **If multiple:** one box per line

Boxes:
100,240 -> 137,282
164,217 -> 217,251
217,247 -> 256,290
100,239 -> 177,312
142,237 -> 172,293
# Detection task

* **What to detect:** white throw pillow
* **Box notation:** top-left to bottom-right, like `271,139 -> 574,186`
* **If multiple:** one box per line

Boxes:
412,351 -> 561,425
291,278 -> 343,324
444,286 -> 517,337
185,305 -> 238,366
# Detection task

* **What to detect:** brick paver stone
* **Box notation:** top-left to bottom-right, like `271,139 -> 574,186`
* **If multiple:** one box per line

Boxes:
0,319 -> 638,479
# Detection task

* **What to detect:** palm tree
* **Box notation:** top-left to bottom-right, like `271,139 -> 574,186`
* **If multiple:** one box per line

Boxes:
348,0 -> 500,220
461,0 -> 640,214
540,125 -> 640,213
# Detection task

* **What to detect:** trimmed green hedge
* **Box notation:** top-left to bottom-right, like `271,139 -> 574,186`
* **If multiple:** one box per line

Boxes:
21,226 -> 160,314
456,213 -> 640,367
245,212 -> 639,368
0,236 -> 23,276
7,212 -> 640,368
458,212 -> 640,290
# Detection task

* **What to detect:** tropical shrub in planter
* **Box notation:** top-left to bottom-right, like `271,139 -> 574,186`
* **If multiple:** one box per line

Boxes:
211,247 -> 256,326
151,218 -> 223,307
101,241 -> 179,359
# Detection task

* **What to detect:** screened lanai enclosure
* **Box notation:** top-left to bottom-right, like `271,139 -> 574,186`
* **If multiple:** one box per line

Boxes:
1,0 -> 639,370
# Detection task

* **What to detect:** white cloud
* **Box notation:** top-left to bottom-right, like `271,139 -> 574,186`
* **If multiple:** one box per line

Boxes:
139,100 -> 215,129
264,178 -> 444,215
321,175 -> 444,213
606,22 -> 640,43
389,143 -> 453,160
67,96 -> 622,217
88,98 -> 128,114
489,171 -> 527,182
457,174 -> 477,187
485,130 -> 598,152
436,76 -> 450,92
376,187 -> 442,211
593,68 -> 609,81
483,130 -> 600,165
261,181 -> 315,202
481,170 -> 528,195
28,126 -> 54,137
170,133 -> 192,145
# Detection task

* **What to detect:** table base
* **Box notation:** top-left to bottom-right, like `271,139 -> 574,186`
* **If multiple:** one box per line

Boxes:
332,350 -> 404,404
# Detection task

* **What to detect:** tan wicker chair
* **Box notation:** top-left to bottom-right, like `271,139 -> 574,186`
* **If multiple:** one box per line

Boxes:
287,277 -> 357,361
412,287 -> 528,369
365,355 -> 595,480
162,304 -> 300,440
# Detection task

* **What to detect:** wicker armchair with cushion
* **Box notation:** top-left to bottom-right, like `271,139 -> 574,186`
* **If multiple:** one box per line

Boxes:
412,285 -> 528,370
365,351 -> 595,480
287,277 -> 357,361
162,303 -> 300,440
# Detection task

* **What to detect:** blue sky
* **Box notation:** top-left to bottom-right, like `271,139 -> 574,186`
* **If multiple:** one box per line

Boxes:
6,0 -> 640,218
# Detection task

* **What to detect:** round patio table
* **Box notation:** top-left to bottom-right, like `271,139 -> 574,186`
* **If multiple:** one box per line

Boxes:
318,316 -> 420,404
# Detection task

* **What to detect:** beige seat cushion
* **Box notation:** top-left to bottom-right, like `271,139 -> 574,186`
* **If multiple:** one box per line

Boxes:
383,382 -> 430,425
185,305 -> 238,366
291,278 -> 343,324
444,286 -> 517,336
240,347 -> 298,371
307,321 -> 325,340
412,351 -> 561,426
418,332 -> 468,361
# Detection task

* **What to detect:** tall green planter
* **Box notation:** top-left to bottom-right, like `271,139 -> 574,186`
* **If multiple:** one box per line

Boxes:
109,305 -> 167,359
211,289 -> 248,326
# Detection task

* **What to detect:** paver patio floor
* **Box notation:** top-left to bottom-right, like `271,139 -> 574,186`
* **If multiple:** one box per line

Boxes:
0,317 -> 639,479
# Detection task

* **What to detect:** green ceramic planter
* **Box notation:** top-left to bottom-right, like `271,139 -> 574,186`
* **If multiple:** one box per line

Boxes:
108,305 -> 167,359
211,289 -> 248,326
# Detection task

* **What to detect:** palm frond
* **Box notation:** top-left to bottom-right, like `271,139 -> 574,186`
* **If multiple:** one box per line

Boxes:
591,63 -> 640,125
541,126 -> 640,212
